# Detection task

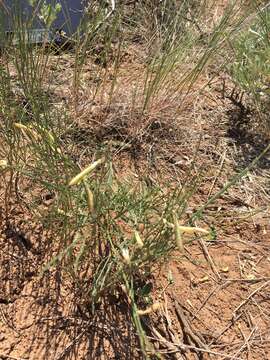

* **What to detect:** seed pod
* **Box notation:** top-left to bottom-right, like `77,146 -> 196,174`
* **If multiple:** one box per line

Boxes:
163,218 -> 174,228
13,122 -> 38,139
137,302 -> 162,316
13,122 -> 28,131
57,208 -> 71,217
164,218 -> 208,235
57,208 -> 66,215
46,130 -> 55,145
0,159 -> 8,168
84,182 -> 94,213
177,225 -> 209,235
134,230 -> 143,248
121,248 -> 130,265
69,158 -> 105,186
173,214 -> 184,252
45,130 -> 57,150
120,284 -> 132,304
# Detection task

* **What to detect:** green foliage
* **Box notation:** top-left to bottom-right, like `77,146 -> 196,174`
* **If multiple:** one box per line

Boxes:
28,0 -> 62,28
39,2 -> 62,28
230,8 -> 270,107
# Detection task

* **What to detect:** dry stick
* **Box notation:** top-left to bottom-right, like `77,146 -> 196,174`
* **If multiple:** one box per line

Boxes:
176,344 -> 243,360
208,150 -> 227,197
199,238 -> 221,281
233,280 -> 270,317
0,305 -> 20,335
225,277 -> 270,283
209,312 -> 243,346
162,295 -> 183,360
149,325 -> 184,360
238,324 -> 252,355
210,282 -> 270,346
251,297 -> 270,319
173,302 -> 201,360
163,293 -> 172,328
230,326 -> 257,360
238,253 -> 244,279
174,301 -> 209,352
0,354 -> 28,360
236,238 -> 267,257
192,283 -> 223,320
140,318 -> 173,360
176,300 -> 216,337
55,323 -> 91,360
148,333 -> 243,360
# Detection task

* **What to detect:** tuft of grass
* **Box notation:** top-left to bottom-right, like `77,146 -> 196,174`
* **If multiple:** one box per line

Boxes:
228,3 -> 270,124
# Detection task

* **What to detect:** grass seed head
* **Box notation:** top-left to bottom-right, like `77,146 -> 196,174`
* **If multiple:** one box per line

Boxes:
69,157 -> 105,186
134,230 -> 144,248
0,159 -> 8,168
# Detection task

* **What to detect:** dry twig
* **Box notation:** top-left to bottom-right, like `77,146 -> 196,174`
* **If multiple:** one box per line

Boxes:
174,300 -> 210,357
233,280 -> 270,317
0,354 -> 28,360
199,238 -> 221,280
231,326 -> 257,359
55,322 -> 92,360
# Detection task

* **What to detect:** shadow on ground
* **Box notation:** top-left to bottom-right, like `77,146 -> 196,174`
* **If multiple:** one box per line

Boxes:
0,204 -> 139,360
225,94 -> 270,170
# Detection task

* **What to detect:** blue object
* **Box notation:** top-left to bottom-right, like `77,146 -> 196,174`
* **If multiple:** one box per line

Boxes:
1,0 -> 87,43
